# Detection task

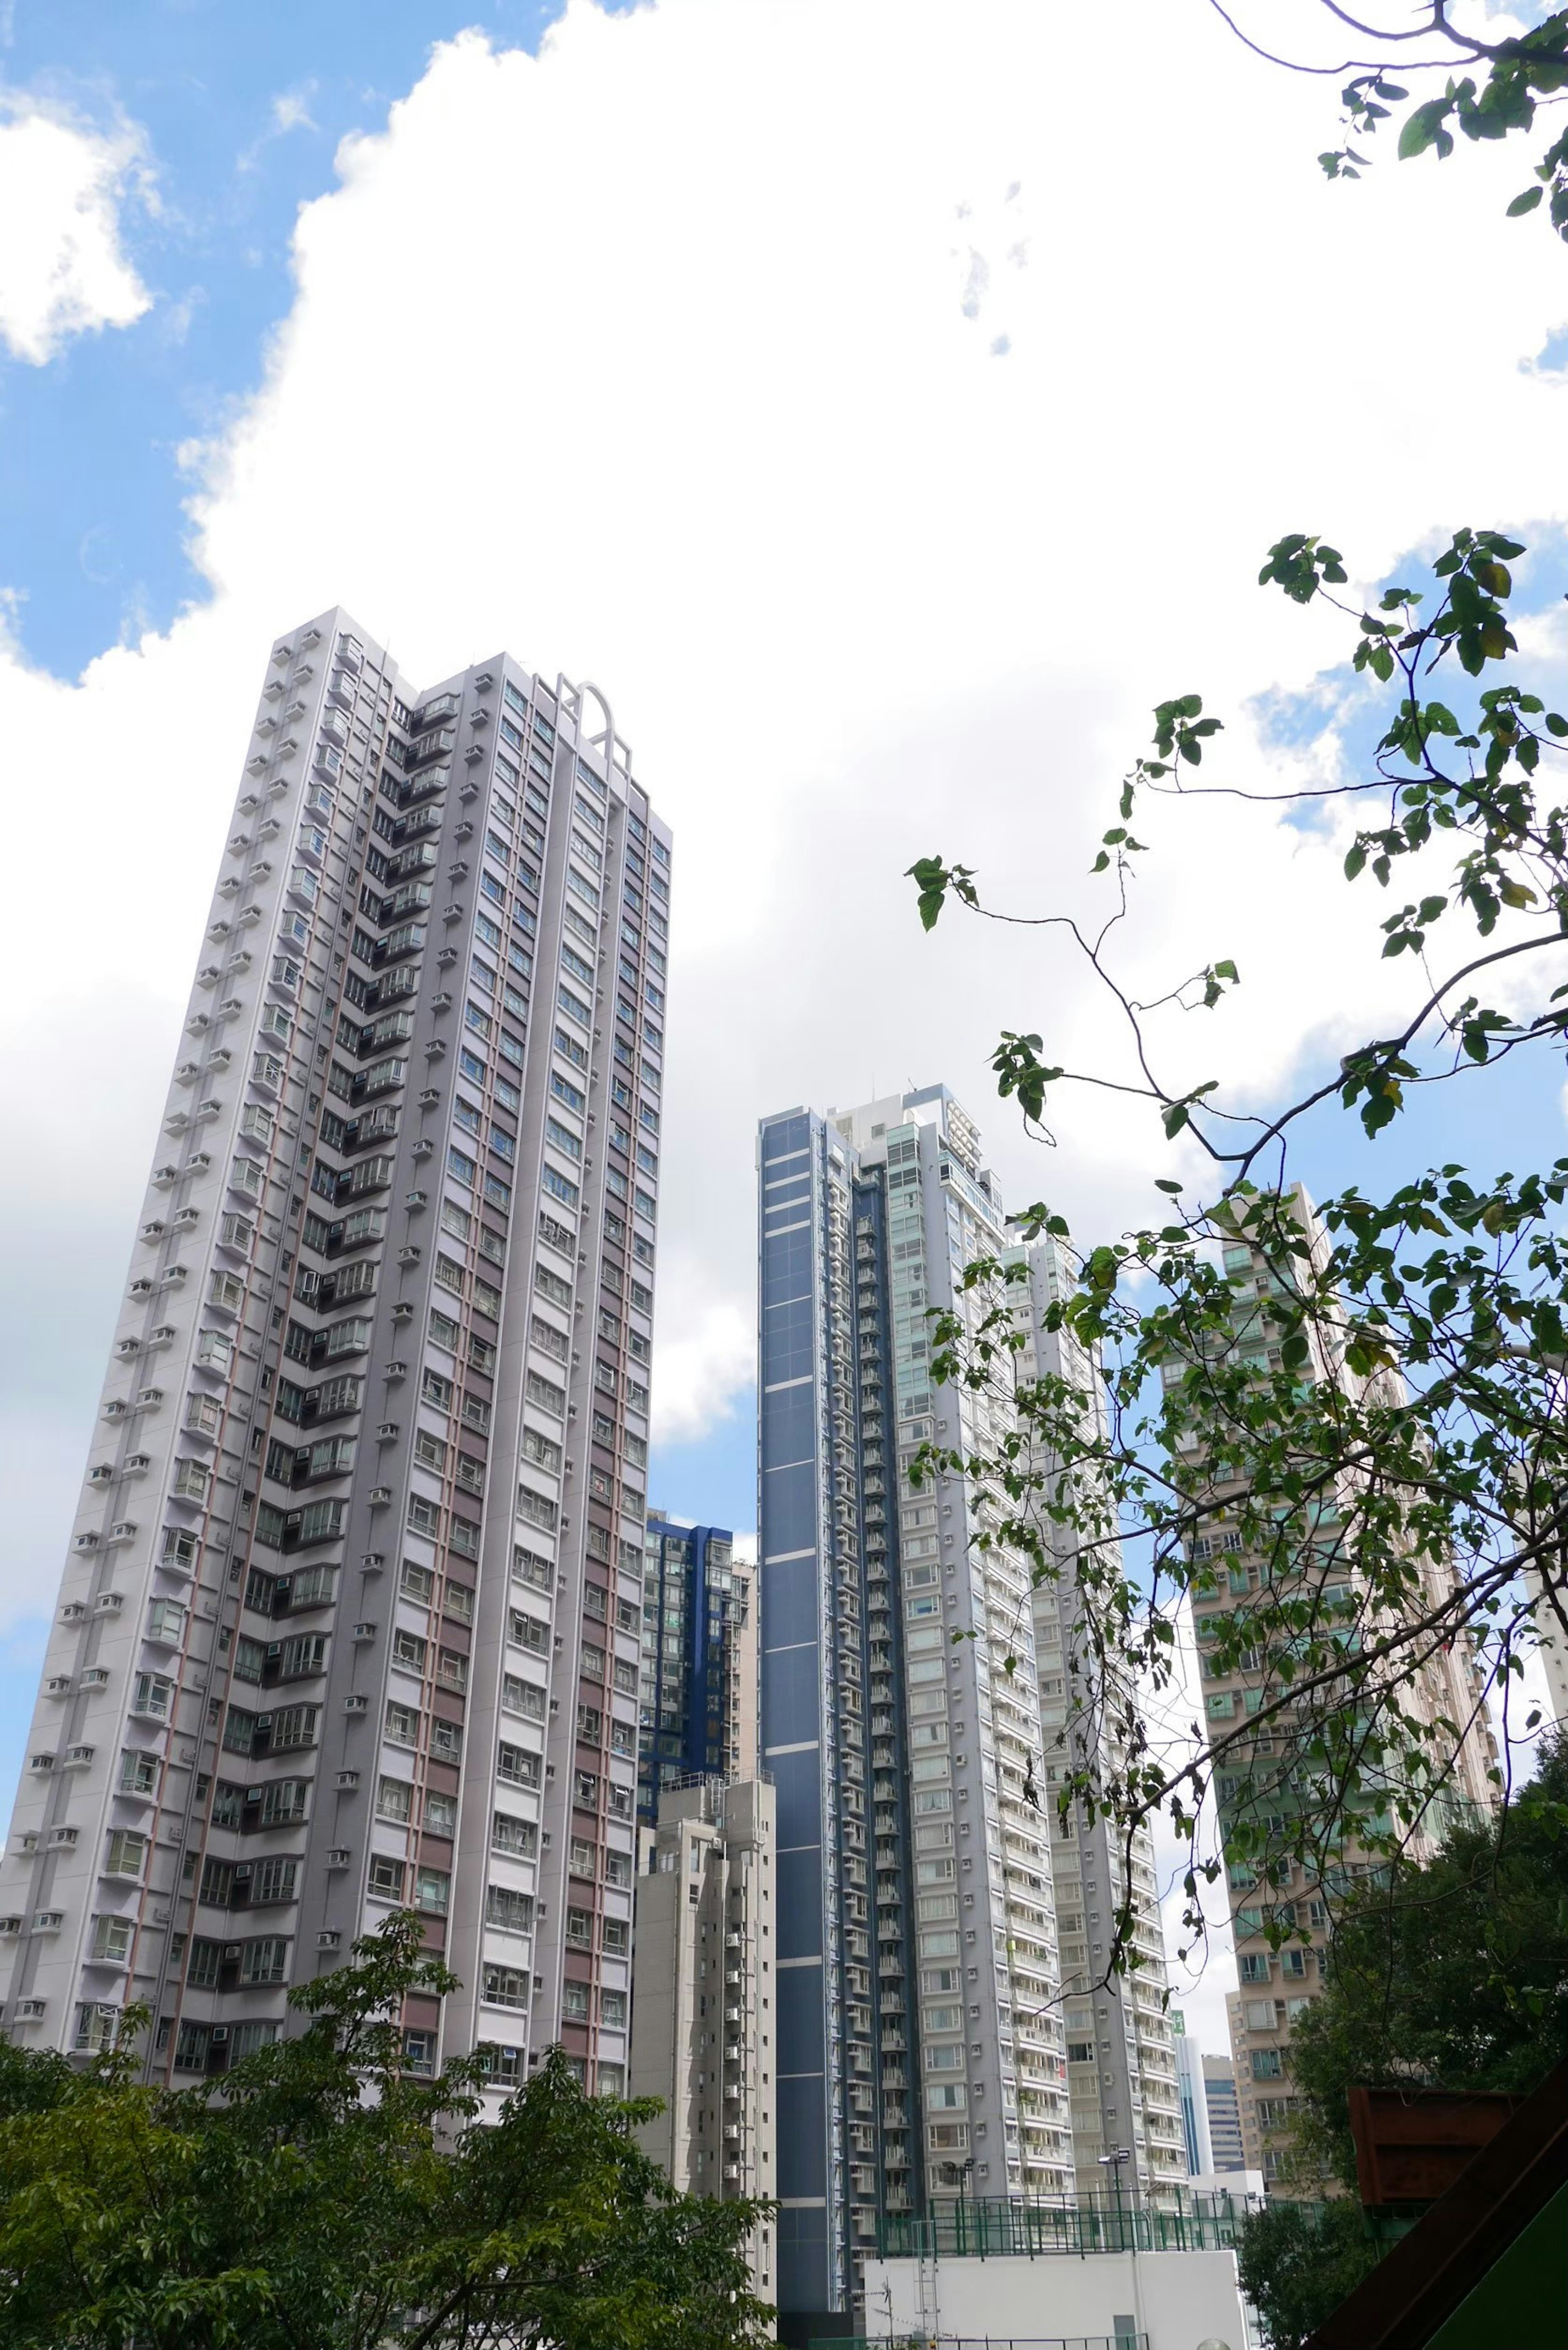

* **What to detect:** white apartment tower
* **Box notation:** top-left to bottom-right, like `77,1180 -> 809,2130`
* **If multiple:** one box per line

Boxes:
1010,1234 -> 1188,2205
628,1777 -> 777,2303
0,611 -> 672,2101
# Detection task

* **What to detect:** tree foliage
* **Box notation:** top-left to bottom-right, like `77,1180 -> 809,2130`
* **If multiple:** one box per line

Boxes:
905,512 -> 1568,1972
0,1913 -> 770,2350
1234,2197 -> 1382,2350
1283,1730 -> 1568,2191
1207,0 -> 1568,236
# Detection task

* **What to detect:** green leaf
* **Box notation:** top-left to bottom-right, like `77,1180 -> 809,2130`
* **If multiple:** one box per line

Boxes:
1508,185 -> 1545,214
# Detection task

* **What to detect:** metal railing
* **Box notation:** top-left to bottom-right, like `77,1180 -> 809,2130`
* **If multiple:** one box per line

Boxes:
878,2190 -> 1252,2261
810,2337 -> 1149,2349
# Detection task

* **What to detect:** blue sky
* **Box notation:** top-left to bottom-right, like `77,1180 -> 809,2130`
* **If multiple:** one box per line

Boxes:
2,1 -> 1566,2050
1,0 -> 586,675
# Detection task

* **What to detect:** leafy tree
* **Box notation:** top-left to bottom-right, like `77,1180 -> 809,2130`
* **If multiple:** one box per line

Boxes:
1283,1730 -> 1568,2191
1235,2197 -> 1382,2350
0,1913 -> 770,2350
1206,0 -> 1568,234
905,507 -> 1568,1971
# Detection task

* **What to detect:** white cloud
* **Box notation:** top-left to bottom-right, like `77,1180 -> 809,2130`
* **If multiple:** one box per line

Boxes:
0,96 -> 151,362
0,0 -> 1565,1636
238,82 -> 319,173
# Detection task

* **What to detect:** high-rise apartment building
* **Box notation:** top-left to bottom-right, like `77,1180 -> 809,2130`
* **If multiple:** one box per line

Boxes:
0,610 -> 671,2105
628,1776 -> 776,2301
1009,1234 -> 1187,2205
757,1087 -> 1070,2342
638,1516 -> 757,1827
1184,1189 -> 1497,2186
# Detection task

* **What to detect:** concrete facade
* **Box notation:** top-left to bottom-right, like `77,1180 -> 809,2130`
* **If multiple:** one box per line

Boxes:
1,612 -> 670,2104
1010,1232 -> 1187,2207
628,1776 -> 776,2304
862,2245 -> 1251,2350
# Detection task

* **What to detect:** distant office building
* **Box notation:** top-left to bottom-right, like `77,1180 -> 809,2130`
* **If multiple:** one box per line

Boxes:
1172,2013 -> 1213,2178
629,1776 -> 775,2303
1203,2053 -> 1244,2177
0,611 -> 669,2103
638,1517 -> 756,1826
758,1086 -> 1070,2341
1010,1232 -> 1187,2206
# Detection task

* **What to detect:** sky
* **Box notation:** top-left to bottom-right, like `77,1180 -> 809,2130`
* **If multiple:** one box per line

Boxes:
2,0 -> 1566,2056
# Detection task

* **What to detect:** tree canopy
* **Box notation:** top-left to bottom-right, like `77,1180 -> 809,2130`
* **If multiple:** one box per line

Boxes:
1283,1729 -> 1568,2191
906,506 -> 1568,1967
0,1913 -> 771,2350
1209,0 -> 1568,235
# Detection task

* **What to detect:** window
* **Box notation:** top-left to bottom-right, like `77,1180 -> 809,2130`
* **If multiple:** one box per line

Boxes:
131,1672 -> 175,1721
564,1907 -> 593,1948
105,1830 -> 147,1879
385,1700 -> 420,1748
601,1989 -> 627,2029
241,1936 -> 289,1984
278,1633 -> 327,1680
393,1629 -> 429,1675
414,1867 -> 450,1914
424,1790 -> 457,1837
92,1914 -> 134,1964
497,1742 -> 540,1790
483,1963 -> 530,2010
480,2042 -> 523,2088
486,1884 -> 534,1933
260,1779 -> 309,1827
369,1855 -> 405,1902
272,1704 -> 319,1750
492,1811 -> 537,1857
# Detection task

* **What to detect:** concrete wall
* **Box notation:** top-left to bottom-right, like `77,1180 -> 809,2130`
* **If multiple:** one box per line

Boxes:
862,2248 -> 1251,2350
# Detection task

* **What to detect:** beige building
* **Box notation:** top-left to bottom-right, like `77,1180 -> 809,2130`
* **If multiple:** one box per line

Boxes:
629,1775 -> 776,2305
1179,1189 -> 1497,2187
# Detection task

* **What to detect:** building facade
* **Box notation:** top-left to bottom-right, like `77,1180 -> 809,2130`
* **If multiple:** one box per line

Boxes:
1010,1233 -> 1187,2207
628,1776 -> 776,2302
1172,2013 -> 1214,2179
1185,1190 -> 1498,2186
0,610 -> 671,2106
638,1517 -> 757,1826
757,1087 -> 1070,2341
1203,2053 -> 1244,2176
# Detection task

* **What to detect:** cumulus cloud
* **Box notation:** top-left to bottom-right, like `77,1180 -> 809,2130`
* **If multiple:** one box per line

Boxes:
0,96 -> 151,362
0,0 -> 1565,1628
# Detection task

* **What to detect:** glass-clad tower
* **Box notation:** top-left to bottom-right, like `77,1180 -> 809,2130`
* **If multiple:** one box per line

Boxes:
637,1517 -> 757,1826
0,610 -> 671,2107
758,1086 -> 1070,2341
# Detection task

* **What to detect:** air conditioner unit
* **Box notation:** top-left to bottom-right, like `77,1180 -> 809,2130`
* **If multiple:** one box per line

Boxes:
326,1849 -> 351,1869
318,1929 -> 342,1950
343,1695 -> 369,1715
